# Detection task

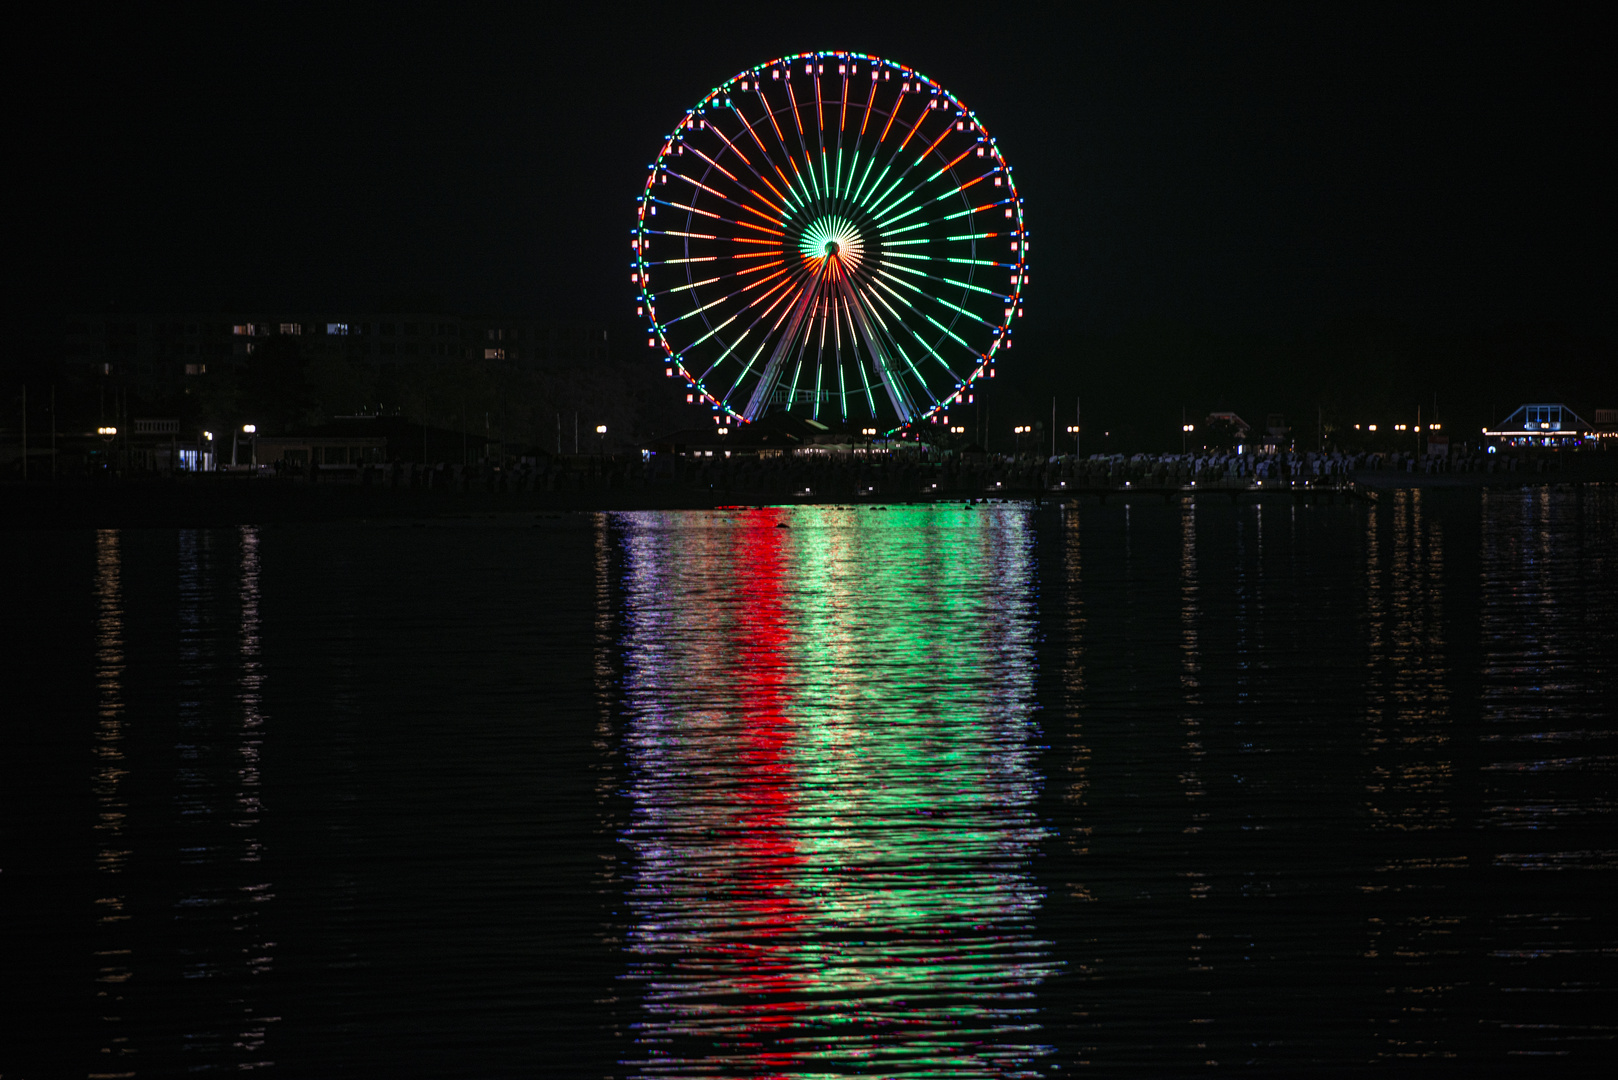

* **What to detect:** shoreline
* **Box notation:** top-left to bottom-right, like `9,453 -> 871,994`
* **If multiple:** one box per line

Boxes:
4,471 -> 1613,528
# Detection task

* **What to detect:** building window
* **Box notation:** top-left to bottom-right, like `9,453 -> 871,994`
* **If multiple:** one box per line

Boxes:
381,323 -> 396,336
327,323 -> 349,336
404,322 -> 418,335
280,323 -> 301,335
233,324 -> 253,336
484,347 -> 505,360
486,328 -> 504,341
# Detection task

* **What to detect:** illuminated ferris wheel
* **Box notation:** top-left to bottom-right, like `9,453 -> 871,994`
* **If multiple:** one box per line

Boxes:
632,51 -> 1027,432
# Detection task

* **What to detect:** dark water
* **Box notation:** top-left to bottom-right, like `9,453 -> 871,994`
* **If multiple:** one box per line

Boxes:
4,490 -> 1615,1076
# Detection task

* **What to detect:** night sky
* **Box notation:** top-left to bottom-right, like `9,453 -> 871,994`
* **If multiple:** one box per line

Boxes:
13,4 -> 1612,410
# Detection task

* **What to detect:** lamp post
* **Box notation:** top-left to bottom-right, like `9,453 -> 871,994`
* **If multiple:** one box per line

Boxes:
243,424 -> 257,468
595,424 -> 607,460
1181,422 -> 1194,455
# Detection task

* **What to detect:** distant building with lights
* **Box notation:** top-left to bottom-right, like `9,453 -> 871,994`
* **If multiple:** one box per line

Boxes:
1483,403 -> 1596,449
62,312 -> 610,397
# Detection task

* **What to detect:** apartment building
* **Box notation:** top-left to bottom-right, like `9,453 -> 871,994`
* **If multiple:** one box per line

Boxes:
62,312 -> 610,395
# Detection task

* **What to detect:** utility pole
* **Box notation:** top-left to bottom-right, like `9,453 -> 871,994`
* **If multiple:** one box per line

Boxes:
1077,396 -> 1081,458
1050,396 -> 1056,457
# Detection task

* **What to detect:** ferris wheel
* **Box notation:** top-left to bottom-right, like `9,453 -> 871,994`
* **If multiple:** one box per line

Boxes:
632,51 -> 1027,433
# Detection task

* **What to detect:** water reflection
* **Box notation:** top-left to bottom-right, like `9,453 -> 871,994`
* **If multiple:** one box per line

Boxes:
90,528 -> 134,1075
170,527 -> 279,1067
612,505 -> 1057,1075
1474,487 -> 1618,1057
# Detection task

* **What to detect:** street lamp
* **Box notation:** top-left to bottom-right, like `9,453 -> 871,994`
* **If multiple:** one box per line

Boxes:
1181,422 -> 1194,455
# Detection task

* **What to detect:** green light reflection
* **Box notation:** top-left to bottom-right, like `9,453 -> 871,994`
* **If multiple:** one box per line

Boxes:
613,505 -> 1056,1076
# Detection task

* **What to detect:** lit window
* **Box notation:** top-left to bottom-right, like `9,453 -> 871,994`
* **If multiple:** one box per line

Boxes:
484,348 -> 505,360
327,323 -> 349,336
279,323 -> 301,335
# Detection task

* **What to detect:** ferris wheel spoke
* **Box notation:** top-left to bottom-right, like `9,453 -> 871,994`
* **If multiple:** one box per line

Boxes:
641,230 -> 777,252
813,70 -> 825,149
868,145 -> 979,226
877,260 -> 1007,303
741,94 -> 811,214
853,279 -> 947,406
673,266 -> 805,342
695,272 -> 807,380
781,80 -> 819,198
854,102 -> 929,212
873,171 -> 999,231
921,143 -> 977,185
677,281 -> 801,379
651,258 -> 788,300
650,196 -> 782,239
868,274 -> 979,366
656,173 -> 782,231
729,103 -> 799,211
716,276 -> 813,391
697,120 -> 790,218
882,277 -> 996,342
879,198 -> 1013,238
683,141 -> 789,221
840,298 -> 879,419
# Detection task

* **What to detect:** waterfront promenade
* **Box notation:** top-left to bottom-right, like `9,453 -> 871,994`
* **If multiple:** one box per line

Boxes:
5,448 -> 1613,527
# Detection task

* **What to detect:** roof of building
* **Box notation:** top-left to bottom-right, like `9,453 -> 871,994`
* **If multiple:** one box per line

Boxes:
1493,403 -> 1593,433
